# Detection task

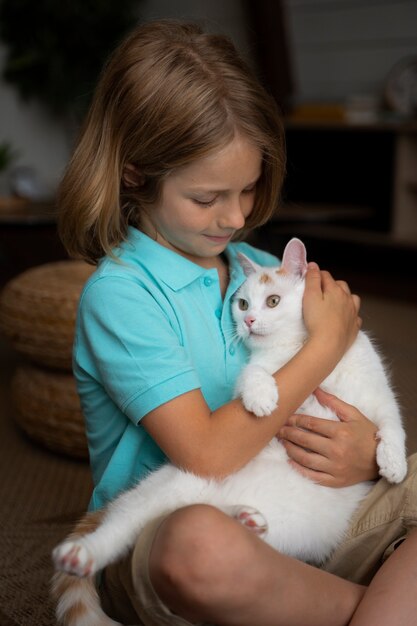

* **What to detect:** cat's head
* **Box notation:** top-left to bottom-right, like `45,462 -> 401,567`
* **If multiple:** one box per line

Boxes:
232,238 -> 308,348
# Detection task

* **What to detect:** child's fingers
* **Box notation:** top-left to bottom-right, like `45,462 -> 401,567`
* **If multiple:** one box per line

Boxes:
336,279 -> 351,294
314,388 -> 366,423
303,263 -> 323,301
281,412 -> 338,437
303,263 -> 362,347
352,293 -> 361,314
314,388 -> 358,420
304,262 -> 321,285
321,272 -> 361,315
320,269 -> 352,294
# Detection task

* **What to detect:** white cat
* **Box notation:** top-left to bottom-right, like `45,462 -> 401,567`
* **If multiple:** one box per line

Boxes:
51,237 -> 407,626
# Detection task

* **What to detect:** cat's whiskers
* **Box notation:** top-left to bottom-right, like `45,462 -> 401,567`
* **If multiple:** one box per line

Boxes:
223,325 -> 245,348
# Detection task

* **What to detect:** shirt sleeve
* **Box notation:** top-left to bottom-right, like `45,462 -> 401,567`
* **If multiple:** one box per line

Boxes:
74,274 -> 201,423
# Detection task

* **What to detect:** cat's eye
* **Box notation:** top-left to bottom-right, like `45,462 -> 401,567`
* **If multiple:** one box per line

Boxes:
266,295 -> 281,308
238,298 -> 249,311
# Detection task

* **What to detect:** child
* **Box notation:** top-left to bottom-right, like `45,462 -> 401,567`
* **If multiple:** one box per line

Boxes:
58,20 -> 417,626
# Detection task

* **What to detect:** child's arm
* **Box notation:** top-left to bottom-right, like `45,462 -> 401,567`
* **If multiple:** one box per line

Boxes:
142,264 -> 363,478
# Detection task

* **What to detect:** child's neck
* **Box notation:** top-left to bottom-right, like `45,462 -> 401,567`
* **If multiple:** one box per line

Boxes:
140,223 -> 230,290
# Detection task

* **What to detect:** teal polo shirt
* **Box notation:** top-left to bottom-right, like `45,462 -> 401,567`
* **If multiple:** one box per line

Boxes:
74,227 -> 278,510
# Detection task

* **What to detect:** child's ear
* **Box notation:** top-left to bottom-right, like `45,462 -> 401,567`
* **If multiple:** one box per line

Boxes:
123,163 -> 145,188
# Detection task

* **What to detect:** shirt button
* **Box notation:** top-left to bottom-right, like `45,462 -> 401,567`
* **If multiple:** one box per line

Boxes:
215,308 -> 222,319
229,346 -> 235,356
204,277 -> 213,287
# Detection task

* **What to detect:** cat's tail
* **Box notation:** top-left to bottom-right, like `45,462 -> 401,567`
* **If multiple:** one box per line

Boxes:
51,571 -> 120,626
51,511 -> 121,626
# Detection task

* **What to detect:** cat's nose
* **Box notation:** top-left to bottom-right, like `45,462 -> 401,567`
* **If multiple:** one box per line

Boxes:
244,316 -> 256,328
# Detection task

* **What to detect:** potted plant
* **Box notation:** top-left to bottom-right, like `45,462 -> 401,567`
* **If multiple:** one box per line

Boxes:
0,0 -> 141,122
0,0 -> 141,207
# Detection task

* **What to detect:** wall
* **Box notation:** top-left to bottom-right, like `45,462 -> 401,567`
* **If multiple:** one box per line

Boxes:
0,0 -> 250,198
3,0 -> 416,197
0,45 -> 70,196
283,0 -> 417,104
139,0 -> 251,57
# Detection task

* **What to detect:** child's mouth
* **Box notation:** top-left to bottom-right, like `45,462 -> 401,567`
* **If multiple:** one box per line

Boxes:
203,234 -> 232,244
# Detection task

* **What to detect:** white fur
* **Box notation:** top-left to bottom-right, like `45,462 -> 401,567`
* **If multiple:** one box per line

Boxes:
53,237 -> 407,624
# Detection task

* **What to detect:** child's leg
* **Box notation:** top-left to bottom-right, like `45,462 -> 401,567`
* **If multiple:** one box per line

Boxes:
321,452 -> 417,626
101,453 -> 417,626
100,505 -> 364,626
147,504 -> 365,626
349,527 -> 417,626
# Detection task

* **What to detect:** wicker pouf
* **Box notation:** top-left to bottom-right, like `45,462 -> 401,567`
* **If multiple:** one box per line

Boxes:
12,364 -> 88,459
0,260 -> 94,371
0,260 -> 94,458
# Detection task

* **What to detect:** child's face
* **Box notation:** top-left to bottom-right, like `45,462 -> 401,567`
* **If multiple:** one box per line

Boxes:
141,134 -> 262,267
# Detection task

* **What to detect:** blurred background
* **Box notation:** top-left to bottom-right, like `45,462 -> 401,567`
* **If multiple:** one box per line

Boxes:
0,0 -> 417,297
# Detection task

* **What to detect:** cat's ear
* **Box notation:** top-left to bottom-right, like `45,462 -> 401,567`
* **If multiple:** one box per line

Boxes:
281,238 -> 308,278
237,253 -> 260,277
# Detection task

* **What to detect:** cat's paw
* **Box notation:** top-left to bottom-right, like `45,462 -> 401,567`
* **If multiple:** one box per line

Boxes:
52,539 -> 96,577
242,390 -> 278,417
228,505 -> 268,536
376,438 -> 408,484
239,368 -> 278,417
236,364 -> 278,416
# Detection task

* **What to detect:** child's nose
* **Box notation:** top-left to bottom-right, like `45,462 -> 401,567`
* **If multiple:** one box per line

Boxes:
219,199 -> 246,230
244,316 -> 256,328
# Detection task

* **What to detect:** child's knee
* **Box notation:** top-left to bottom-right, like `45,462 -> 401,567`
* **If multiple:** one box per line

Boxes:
147,504 -> 257,611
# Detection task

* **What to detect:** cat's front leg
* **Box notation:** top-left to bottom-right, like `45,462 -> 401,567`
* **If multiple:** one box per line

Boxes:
376,426 -> 408,483
53,537 -> 97,577
236,363 -> 278,417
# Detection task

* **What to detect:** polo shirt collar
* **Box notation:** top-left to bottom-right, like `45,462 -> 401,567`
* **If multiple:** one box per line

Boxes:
120,227 -> 246,293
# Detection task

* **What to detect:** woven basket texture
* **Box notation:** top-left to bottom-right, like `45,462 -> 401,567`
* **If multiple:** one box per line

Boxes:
0,260 -> 93,371
12,364 -> 89,459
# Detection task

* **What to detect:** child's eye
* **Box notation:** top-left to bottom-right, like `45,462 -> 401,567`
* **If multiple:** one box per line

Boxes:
193,197 -> 216,207
266,295 -> 280,308
238,298 -> 249,311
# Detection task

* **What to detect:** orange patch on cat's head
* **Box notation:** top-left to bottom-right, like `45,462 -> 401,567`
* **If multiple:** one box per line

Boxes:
259,273 -> 272,284
275,268 -> 286,275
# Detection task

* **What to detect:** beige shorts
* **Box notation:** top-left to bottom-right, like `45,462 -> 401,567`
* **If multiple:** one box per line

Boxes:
99,453 -> 417,626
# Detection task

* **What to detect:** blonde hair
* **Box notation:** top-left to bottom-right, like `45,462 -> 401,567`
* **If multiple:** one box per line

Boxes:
58,20 -> 286,263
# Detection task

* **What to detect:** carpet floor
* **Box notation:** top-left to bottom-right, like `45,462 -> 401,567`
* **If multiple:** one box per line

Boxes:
0,344 -> 92,626
0,292 -> 416,626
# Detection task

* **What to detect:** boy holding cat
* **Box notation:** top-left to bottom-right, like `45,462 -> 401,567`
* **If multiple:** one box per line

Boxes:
56,19 -> 417,626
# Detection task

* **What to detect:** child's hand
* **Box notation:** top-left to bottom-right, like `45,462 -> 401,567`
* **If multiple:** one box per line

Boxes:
278,388 -> 379,487
302,262 -> 361,359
